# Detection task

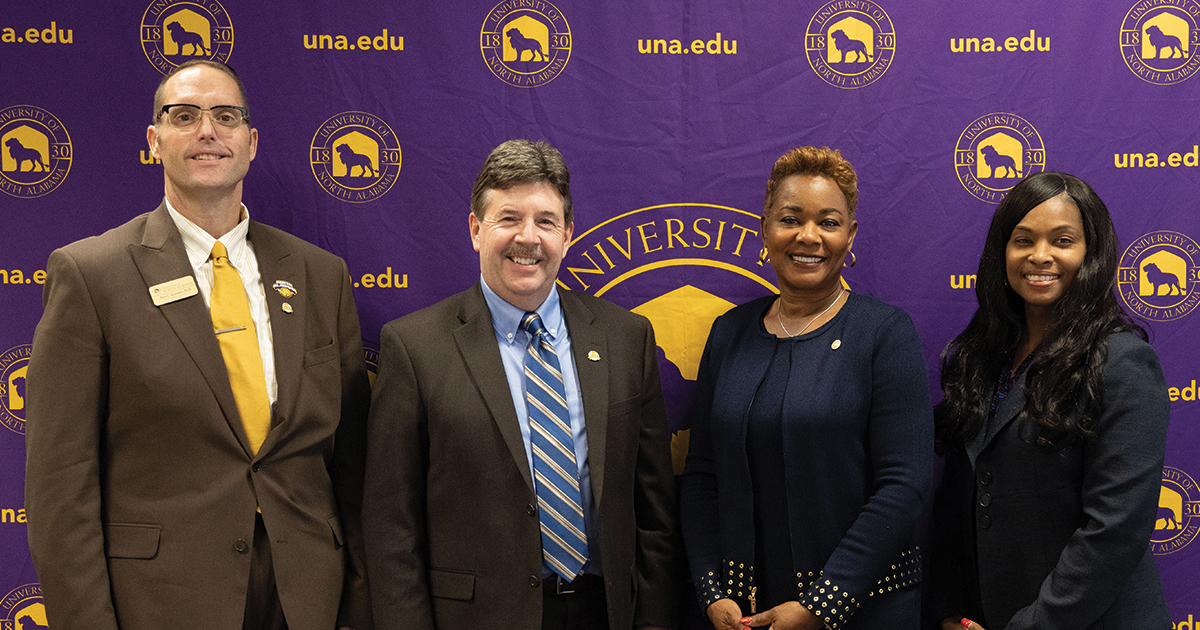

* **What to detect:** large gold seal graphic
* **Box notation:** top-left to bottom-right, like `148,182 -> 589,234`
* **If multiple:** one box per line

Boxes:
805,0 -> 895,89
480,0 -> 572,87
141,0 -> 235,74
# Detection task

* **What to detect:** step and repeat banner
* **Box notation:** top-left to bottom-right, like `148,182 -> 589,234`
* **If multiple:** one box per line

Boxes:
2,0 -> 1198,626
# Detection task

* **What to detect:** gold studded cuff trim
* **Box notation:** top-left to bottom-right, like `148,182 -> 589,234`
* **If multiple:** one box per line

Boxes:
798,547 -> 922,630
800,577 -> 856,630
863,546 -> 921,598
696,559 -> 755,610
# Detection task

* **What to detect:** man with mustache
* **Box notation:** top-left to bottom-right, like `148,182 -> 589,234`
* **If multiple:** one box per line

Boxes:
363,139 -> 682,630
25,60 -> 370,630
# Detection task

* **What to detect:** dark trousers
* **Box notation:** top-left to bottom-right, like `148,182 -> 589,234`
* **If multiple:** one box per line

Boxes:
542,574 -> 609,630
243,512 -> 288,630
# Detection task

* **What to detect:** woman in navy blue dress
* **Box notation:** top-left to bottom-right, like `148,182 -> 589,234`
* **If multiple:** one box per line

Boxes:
929,172 -> 1170,630
681,147 -> 934,630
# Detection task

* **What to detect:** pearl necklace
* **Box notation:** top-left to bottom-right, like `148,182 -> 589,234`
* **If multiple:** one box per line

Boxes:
777,289 -> 844,338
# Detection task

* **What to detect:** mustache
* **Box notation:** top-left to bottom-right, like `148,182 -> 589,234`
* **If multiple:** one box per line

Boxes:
504,244 -> 545,260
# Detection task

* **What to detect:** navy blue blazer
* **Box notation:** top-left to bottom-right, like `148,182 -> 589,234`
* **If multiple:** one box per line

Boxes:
930,332 -> 1170,630
681,293 -> 933,630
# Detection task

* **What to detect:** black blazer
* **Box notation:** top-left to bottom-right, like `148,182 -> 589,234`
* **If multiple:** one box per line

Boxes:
362,283 -> 682,630
930,332 -> 1170,630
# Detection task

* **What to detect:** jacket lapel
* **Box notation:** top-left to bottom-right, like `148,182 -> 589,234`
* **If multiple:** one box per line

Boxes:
967,375 -> 1028,467
454,284 -> 535,491
247,222 -> 304,456
561,291 -> 609,507
127,203 -> 252,457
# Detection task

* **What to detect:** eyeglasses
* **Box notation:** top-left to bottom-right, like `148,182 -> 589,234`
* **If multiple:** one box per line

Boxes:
158,104 -> 250,130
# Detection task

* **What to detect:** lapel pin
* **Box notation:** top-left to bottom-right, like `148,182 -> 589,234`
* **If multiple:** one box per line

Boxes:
273,280 -> 298,298
587,350 -> 600,362
281,302 -> 294,314
831,339 -> 841,350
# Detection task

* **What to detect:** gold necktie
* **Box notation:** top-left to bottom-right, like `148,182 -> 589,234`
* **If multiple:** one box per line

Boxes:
210,241 -> 270,454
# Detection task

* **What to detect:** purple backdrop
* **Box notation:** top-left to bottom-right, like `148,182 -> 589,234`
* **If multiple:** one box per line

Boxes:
2,0 -> 1198,626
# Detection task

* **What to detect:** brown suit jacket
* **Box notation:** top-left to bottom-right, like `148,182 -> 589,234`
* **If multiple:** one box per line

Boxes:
25,203 -> 371,630
362,283 -> 682,630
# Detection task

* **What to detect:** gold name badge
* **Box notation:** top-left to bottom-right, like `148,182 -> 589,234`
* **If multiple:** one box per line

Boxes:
149,276 -> 199,306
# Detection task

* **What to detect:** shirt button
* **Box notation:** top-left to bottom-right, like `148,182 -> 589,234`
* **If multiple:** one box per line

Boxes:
979,472 -> 992,485
979,493 -> 992,508
529,576 -> 540,587
527,504 -> 537,516
977,515 -> 992,529
234,539 -> 249,553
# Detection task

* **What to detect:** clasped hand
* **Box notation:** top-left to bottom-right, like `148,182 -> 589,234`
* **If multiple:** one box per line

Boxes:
708,599 -> 824,630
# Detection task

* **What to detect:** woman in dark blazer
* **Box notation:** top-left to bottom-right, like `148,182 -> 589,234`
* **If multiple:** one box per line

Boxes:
930,172 -> 1171,630
681,147 -> 933,630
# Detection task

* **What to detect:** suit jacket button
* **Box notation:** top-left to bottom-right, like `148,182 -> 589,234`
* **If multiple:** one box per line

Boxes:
979,493 -> 992,508
234,538 -> 250,553
527,504 -> 537,516
251,462 -> 261,472
979,472 -> 992,485
977,515 -> 992,529
529,576 -> 540,588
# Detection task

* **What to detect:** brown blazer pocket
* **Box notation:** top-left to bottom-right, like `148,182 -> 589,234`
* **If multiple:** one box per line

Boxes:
327,515 -> 344,549
305,342 -> 338,367
104,523 -> 161,559
429,568 -> 476,601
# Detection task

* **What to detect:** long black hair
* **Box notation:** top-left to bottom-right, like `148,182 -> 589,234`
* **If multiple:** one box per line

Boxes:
935,172 -> 1144,448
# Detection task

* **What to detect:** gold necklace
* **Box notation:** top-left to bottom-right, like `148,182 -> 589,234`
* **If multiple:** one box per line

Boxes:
777,289 -> 844,338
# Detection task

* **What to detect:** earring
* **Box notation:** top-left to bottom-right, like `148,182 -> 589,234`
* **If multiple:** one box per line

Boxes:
843,250 -> 857,268
759,246 -> 770,264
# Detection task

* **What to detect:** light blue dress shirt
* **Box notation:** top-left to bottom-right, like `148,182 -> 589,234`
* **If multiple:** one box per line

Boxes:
480,277 -> 602,578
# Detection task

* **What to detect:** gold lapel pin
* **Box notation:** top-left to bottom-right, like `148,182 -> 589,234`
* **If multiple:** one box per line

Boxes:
281,302 -> 294,314
831,339 -> 841,350
587,350 -> 600,362
273,280 -> 298,298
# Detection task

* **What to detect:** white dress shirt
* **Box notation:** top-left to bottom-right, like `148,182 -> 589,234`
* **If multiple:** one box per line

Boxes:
165,199 -> 278,405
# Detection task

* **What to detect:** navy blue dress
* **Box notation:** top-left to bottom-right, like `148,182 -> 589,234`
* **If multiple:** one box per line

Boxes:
681,293 -> 934,629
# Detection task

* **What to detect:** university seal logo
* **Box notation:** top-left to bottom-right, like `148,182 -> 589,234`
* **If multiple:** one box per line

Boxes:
141,0 -> 235,74
0,344 -> 31,436
1120,0 -> 1200,85
310,112 -> 402,203
1152,466 -> 1200,555
805,0 -> 895,89
954,112 -> 1045,204
480,0 -> 572,87
558,203 -> 782,472
0,583 -> 46,630
0,106 -> 72,199
1118,230 -> 1199,322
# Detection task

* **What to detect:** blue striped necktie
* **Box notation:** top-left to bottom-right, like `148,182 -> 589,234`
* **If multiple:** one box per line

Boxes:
521,311 -> 588,581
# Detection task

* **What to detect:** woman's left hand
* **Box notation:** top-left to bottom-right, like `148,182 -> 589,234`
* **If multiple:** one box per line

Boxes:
741,602 -> 824,630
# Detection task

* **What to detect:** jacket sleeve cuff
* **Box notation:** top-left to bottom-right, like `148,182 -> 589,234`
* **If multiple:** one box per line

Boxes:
800,577 -> 858,630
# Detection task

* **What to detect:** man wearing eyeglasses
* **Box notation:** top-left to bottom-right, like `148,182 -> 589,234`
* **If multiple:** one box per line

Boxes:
24,59 -> 371,630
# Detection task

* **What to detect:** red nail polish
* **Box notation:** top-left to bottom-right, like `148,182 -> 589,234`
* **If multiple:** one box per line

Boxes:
960,619 -> 973,628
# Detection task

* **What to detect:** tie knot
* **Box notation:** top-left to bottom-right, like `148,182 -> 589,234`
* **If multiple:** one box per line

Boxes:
521,312 -> 547,338
211,241 -> 230,262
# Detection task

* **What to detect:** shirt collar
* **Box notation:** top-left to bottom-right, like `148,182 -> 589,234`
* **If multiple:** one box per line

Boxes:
164,197 -> 252,268
479,275 -> 564,344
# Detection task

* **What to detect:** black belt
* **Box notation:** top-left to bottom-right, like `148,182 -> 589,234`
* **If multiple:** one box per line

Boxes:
543,573 -> 603,595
